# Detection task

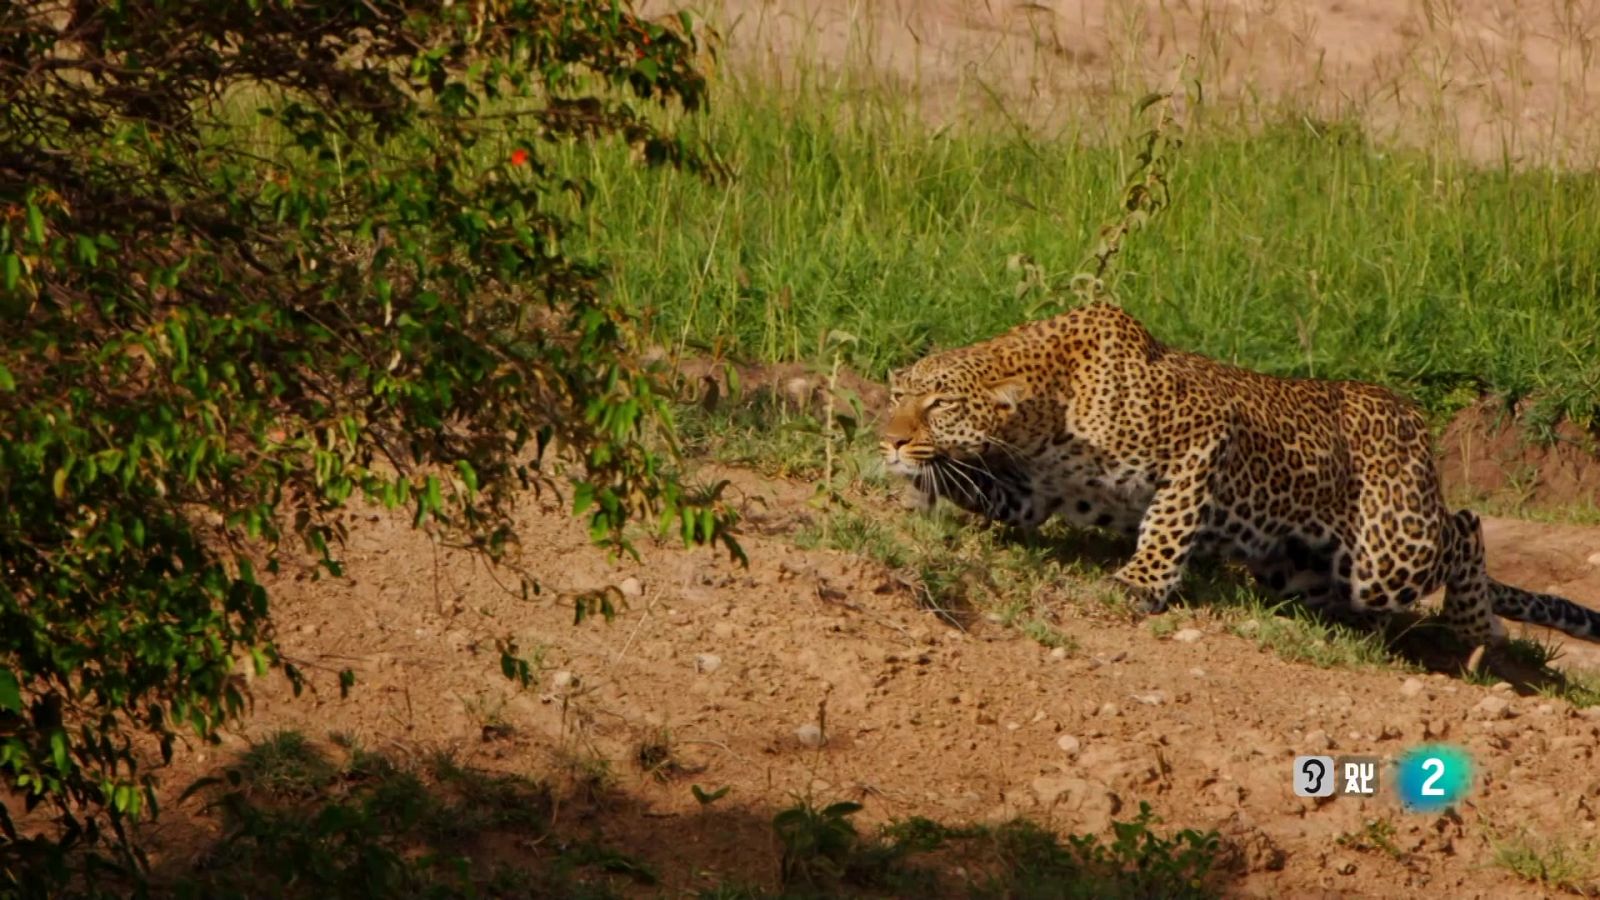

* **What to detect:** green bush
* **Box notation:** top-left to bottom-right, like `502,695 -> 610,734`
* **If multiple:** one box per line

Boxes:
0,0 -> 737,887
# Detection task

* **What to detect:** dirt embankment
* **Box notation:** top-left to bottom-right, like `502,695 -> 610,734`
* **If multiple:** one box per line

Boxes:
674,0 -> 1600,166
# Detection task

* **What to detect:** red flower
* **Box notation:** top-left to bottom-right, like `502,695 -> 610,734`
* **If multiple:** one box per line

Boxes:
509,148 -> 528,167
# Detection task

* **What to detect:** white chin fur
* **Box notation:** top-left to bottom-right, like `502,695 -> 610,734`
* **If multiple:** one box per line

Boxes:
885,459 -> 922,478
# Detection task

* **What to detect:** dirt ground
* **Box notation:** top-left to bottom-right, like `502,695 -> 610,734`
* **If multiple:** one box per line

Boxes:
132,401 -> 1600,897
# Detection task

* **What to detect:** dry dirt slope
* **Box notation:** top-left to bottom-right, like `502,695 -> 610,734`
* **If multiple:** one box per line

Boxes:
671,0 -> 1600,166
140,460 -> 1600,897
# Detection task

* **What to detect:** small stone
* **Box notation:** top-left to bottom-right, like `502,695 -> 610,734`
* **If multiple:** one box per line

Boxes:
1473,696 -> 1512,720
1049,647 -> 1070,661
1400,677 -> 1425,698
1491,681 -> 1513,693
1098,702 -> 1121,718
1173,628 -> 1204,643
1132,691 -> 1167,707
795,723 -> 826,748
1057,734 -> 1082,757
1189,667 -> 1207,678
619,577 -> 643,598
299,624 -> 318,635
1586,550 -> 1600,567
694,653 -> 722,674
549,670 -> 578,692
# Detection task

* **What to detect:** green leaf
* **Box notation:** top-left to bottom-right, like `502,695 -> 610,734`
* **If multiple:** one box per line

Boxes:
49,730 -> 69,774
0,363 -> 13,393
0,668 -> 20,712
425,475 -> 442,513
1,254 -> 18,292
456,460 -> 478,497
24,203 -> 44,245
691,784 -> 730,806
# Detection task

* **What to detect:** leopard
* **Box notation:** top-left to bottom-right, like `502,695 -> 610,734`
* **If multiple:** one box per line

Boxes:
878,301 -> 1600,649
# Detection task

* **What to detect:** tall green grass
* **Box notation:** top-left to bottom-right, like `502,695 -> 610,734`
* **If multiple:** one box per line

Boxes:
556,80 -> 1600,425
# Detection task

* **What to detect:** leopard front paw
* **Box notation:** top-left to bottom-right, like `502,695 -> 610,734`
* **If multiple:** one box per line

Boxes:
1113,575 -> 1170,615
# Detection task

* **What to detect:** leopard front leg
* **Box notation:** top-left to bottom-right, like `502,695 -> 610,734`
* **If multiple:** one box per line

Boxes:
1114,444 -> 1220,614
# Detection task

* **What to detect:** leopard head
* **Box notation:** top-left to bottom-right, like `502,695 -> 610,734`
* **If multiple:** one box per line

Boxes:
878,351 -> 1034,479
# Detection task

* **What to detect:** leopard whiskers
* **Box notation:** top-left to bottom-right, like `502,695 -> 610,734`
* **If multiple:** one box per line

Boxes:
934,456 -> 985,502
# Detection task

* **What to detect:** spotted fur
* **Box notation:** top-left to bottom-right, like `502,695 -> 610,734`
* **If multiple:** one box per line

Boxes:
879,302 -> 1600,646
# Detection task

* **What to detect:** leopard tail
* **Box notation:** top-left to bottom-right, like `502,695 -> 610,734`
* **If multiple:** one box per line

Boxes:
1489,581 -> 1600,640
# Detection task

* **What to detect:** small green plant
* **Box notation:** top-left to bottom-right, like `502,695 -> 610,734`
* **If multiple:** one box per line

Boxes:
1491,828 -> 1600,893
773,799 -> 866,890
233,730 -> 339,800
1337,818 -> 1408,862
768,797 -> 1220,898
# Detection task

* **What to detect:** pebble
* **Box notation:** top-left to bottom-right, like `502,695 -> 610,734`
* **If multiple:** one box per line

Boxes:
619,577 -> 643,598
694,653 -> 722,674
1586,550 -> 1600,567
1132,691 -> 1168,707
1098,702 -> 1121,718
1400,677 -> 1425,698
795,723 -> 826,748
1049,647 -> 1070,661
549,670 -> 578,692
1473,696 -> 1513,720
1173,628 -> 1204,643
1057,734 -> 1082,757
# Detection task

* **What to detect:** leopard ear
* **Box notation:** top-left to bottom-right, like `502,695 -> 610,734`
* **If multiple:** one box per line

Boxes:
987,376 -> 1032,410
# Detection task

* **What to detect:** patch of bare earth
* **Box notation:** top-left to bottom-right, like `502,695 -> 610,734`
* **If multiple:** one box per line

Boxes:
135,426 -> 1600,896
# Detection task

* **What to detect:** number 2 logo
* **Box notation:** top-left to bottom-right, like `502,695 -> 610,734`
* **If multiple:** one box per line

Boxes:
1420,757 -> 1445,796
1399,745 -> 1470,812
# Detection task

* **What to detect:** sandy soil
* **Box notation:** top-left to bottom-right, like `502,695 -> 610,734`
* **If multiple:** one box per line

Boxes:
130,435 -> 1600,896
